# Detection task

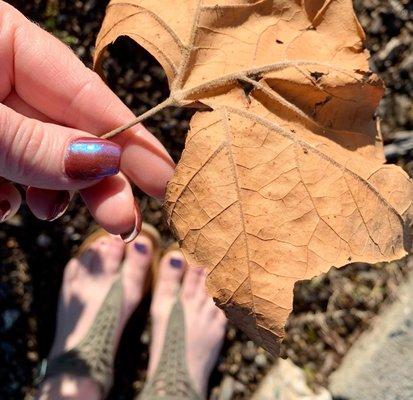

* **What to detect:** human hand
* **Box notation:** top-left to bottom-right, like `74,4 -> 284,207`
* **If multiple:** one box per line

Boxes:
0,2 -> 175,240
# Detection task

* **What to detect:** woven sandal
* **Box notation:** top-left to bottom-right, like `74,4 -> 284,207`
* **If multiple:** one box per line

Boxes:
137,246 -> 203,400
35,223 -> 161,398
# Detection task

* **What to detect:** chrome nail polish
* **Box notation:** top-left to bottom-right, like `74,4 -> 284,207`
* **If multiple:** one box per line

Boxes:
65,138 -> 121,180
0,200 -> 11,222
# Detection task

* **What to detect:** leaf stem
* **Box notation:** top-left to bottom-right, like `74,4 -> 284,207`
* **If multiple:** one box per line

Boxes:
102,96 -> 176,139
102,60 -> 357,141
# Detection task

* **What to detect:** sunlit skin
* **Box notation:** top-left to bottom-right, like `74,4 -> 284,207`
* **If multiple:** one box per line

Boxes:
0,1 -> 175,236
35,233 -> 226,400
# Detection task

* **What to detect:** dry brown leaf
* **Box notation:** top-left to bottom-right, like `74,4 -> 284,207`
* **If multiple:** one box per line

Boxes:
95,0 -> 413,354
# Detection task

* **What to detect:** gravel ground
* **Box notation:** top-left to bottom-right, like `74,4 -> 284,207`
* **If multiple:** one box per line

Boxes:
1,1 -> 412,399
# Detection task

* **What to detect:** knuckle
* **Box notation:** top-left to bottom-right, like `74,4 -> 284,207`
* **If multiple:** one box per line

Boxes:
2,116 -> 47,179
15,120 -> 45,178
78,71 -> 103,97
62,70 -> 104,121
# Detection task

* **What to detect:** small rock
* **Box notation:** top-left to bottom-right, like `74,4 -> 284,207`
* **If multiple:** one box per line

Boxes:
228,363 -> 239,375
2,309 -> 20,331
5,214 -> 22,227
218,376 -> 235,400
242,341 -> 257,362
27,351 -> 38,362
140,329 -> 150,345
255,353 -> 268,368
36,234 -> 51,248
251,359 -> 331,400
234,380 -> 247,394
375,37 -> 405,64
238,371 -> 250,384
400,53 -> 413,72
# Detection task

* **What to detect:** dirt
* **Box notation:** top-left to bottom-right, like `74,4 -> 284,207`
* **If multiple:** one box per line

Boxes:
0,1 -> 412,400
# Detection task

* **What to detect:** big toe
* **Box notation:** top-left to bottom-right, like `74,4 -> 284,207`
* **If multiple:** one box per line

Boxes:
75,234 -> 125,278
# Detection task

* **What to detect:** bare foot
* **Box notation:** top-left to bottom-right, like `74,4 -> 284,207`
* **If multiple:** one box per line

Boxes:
37,232 -> 154,400
147,250 -> 227,398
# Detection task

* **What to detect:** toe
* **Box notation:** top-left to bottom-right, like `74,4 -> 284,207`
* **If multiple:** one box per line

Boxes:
215,307 -> 227,328
147,249 -> 187,377
78,234 -> 125,276
182,265 -> 206,301
152,250 -> 186,307
122,234 -> 154,306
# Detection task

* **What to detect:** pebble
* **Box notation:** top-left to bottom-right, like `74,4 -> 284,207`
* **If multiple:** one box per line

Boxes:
242,341 -> 257,361
234,381 -> 247,394
2,309 -> 20,332
218,376 -> 235,400
36,234 -> 52,248
254,354 -> 268,368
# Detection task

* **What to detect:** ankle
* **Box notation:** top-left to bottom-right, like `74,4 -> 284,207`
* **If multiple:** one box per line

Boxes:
36,375 -> 101,400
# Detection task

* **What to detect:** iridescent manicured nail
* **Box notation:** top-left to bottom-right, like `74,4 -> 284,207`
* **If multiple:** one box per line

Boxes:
170,257 -> 184,268
65,138 -> 121,180
0,200 -> 11,222
47,191 -> 71,221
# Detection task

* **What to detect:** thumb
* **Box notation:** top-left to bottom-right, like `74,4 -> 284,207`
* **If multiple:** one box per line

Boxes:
0,104 -> 121,190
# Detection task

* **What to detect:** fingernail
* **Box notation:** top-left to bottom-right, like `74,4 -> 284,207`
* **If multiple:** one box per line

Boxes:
170,257 -> 184,268
65,138 -> 121,180
47,191 -> 71,221
0,200 -> 11,222
134,242 -> 148,254
121,204 -> 141,243
121,225 -> 139,243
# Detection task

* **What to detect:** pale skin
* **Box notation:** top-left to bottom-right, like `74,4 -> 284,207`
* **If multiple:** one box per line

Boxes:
0,3 -> 227,398
36,233 -> 227,399
0,1 -> 174,236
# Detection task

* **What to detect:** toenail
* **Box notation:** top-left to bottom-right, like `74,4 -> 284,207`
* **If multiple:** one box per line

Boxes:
134,242 -> 148,254
170,257 -> 184,268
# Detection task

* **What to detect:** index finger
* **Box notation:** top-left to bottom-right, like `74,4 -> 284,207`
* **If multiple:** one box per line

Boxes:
1,2 -> 175,198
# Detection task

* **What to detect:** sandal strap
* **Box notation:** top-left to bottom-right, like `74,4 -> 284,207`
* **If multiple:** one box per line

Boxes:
138,299 -> 203,400
40,277 -> 123,398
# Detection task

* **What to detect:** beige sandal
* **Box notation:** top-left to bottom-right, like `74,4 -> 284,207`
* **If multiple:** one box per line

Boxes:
138,244 -> 203,400
35,223 -> 162,398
